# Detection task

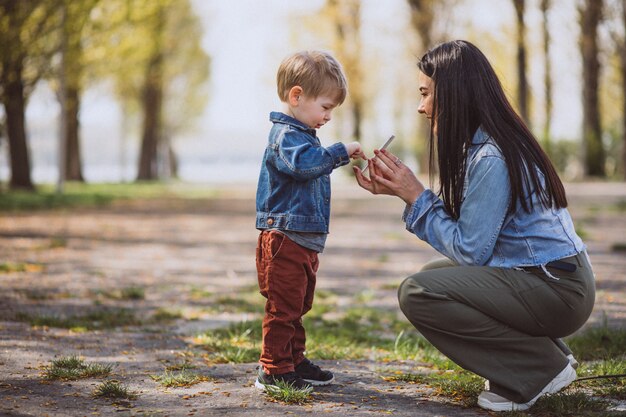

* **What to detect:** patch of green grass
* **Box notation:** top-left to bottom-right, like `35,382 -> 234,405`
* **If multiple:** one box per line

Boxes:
210,295 -> 262,313
0,182 -> 220,211
47,237 -> 68,249
262,380 -> 313,405
380,282 -> 402,290
165,361 -> 195,371
16,309 -> 141,331
94,286 -> 146,301
152,308 -> 183,322
384,368 -> 483,407
567,322 -> 626,361
531,391 -> 610,414
93,380 -> 136,400
189,286 -> 213,300
119,286 -> 146,300
0,262 -> 35,273
44,355 -> 114,380
576,359 -> 626,400
150,370 -> 209,387
194,320 -> 262,364
612,199 -> 626,213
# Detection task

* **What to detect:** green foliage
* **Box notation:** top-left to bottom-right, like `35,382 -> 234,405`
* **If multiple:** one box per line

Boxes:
45,355 -> 114,380
92,0 -> 209,135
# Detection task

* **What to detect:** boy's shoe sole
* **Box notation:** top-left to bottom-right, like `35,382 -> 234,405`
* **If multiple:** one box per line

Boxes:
302,375 -> 335,386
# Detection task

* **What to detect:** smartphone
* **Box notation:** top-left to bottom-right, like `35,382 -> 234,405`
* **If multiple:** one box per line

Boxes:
361,135 -> 395,173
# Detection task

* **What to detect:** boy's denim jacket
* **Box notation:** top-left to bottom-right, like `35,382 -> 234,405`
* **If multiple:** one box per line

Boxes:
256,112 -> 350,233
403,128 -> 585,268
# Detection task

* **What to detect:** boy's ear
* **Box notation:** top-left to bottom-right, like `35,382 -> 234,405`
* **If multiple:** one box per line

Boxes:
288,86 -> 303,106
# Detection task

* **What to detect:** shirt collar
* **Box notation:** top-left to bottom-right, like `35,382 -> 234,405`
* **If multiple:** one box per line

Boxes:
471,127 -> 489,145
270,111 -> 317,137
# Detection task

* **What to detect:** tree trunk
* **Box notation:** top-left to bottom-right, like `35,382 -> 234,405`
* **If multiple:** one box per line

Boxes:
541,0 -> 552,156
2,62 -> 34,190
513,0 -> 530,125
137,54 -> 163,181
622,0 -> 626,180
64,85 -> 84,181
407,0 -> 435,174
579,0 -> 605,177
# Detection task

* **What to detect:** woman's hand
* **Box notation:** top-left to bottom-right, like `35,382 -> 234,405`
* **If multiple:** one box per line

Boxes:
353,149 -> 425,205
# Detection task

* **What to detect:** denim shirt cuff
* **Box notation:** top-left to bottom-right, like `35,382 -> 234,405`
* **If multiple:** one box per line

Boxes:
402,189 -> 437,228
326,142 -> 350,168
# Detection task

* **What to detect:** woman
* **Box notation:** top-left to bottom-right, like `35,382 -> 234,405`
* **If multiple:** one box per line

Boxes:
354,40 -> 595,412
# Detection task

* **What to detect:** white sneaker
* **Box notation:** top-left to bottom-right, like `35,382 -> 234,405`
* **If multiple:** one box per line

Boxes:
567,354 -> 579,369
477,363 -> 577,412
483,356 -> 577,393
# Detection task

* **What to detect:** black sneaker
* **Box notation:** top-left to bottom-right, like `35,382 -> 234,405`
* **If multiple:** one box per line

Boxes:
295,358 -> 334,386
255,368 -> 312,391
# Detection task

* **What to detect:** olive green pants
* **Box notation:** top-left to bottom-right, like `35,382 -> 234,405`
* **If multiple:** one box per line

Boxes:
397,252 -> 595,403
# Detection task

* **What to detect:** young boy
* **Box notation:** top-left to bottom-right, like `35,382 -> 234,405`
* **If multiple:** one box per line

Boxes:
255,50 -> 364,391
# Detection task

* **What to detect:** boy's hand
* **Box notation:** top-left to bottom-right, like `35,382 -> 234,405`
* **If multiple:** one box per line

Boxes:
346,141 -> 366,160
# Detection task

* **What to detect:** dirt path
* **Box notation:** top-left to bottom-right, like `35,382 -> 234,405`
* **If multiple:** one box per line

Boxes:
1,182 -> 625,416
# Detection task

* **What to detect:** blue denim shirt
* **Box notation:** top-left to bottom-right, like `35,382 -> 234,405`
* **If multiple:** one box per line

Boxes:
256,112 -> 350,233
404,128 -> 585,268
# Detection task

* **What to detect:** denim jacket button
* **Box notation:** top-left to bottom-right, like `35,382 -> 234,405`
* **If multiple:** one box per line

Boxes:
267,218 -> 274,226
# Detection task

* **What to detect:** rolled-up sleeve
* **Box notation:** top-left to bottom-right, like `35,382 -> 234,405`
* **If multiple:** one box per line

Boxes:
403,155 -> 511,265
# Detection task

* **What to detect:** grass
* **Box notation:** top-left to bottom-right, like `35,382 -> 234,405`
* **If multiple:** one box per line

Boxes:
44,355 -> 114,380
93,286 -> 146,301
194,298 -> 626,414
93,380 -> 136,400
383,367 -> 483,407
566,321 -> 626,361
0,182 -> 220,211
194,320 -> 261,364
261,380 -> 313,405
150,370 -> 210,387
0,262 -> 43,273
16,308 -> 141,331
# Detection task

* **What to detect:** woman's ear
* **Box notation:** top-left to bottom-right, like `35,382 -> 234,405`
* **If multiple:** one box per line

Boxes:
288,86 -> 303,106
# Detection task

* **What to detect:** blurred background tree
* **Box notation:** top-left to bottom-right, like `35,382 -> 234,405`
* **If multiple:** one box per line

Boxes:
0,0 -> 59,190
579,0 -> 606,178
2,0 -> 626,192
94,0 -> 209,181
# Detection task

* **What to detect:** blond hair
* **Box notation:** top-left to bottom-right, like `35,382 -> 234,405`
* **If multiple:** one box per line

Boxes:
276,51 -> 347,104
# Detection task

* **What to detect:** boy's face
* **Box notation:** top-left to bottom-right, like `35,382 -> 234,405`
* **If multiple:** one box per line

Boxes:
291,93 -> 339,130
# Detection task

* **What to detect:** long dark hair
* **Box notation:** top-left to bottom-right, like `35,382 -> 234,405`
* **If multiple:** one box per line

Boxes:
417,40 -> 567,219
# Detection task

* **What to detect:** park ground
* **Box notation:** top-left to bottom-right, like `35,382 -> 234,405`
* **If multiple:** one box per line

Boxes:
1,180 -> 626,417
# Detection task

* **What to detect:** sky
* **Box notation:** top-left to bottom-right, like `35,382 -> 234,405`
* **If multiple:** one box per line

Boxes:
1,0 -> 583,184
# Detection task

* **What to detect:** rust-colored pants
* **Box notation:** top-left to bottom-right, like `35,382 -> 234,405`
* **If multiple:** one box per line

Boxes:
256,230 -> 318,375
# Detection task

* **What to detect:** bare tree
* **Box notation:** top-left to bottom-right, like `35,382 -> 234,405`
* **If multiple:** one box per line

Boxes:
579,0 -> 606,177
